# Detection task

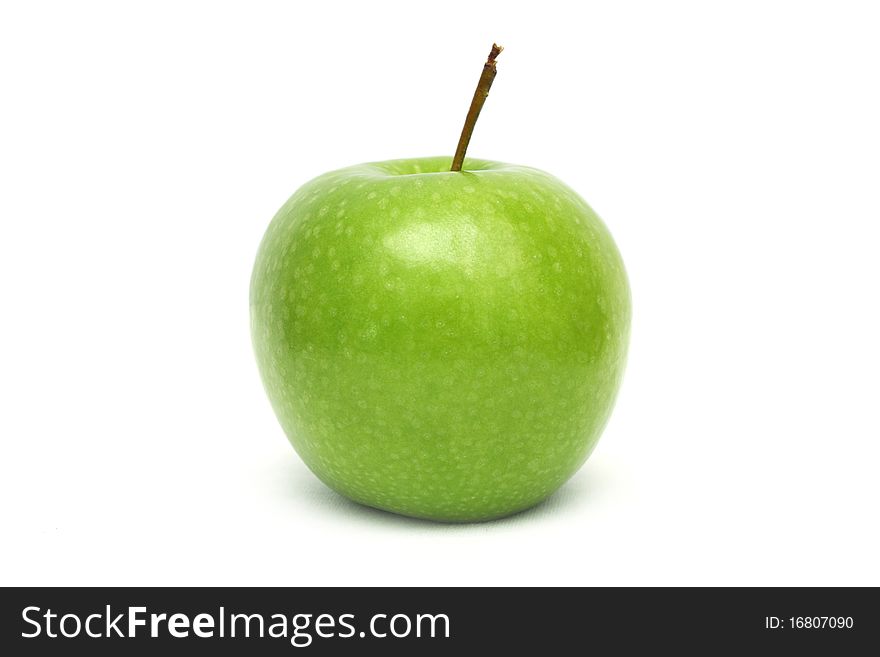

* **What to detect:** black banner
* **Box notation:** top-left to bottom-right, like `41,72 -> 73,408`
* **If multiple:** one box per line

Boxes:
1,587 -> 875,654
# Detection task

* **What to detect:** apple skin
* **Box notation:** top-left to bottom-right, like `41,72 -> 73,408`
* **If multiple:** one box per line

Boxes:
250,156 -> 630,522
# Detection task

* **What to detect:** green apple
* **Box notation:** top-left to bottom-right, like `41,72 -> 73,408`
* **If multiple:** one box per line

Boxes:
250,155 -> 630,521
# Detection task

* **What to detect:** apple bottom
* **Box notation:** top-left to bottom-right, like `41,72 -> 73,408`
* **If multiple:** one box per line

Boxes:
265,345 -> 626,523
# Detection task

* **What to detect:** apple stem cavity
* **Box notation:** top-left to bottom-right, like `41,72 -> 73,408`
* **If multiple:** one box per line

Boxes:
450,43 -> 503,172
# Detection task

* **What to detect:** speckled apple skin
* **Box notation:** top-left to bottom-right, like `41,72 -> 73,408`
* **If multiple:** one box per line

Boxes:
250,157 -> 630,522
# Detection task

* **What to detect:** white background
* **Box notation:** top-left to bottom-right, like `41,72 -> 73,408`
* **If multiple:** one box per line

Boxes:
2,1 -> 878,586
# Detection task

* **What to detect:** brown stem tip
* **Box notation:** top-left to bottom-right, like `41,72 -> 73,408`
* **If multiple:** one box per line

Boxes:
450,43 -> 504,172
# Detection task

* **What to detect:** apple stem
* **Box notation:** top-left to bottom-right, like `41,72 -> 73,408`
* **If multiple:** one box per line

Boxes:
450,43 -> 503,172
